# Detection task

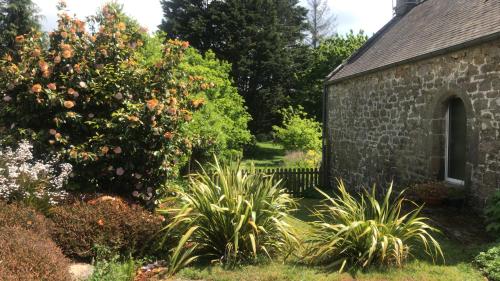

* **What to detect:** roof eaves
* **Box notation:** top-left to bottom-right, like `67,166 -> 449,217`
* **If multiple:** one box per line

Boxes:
324,15 -> 402,83
325,30 -> 500,86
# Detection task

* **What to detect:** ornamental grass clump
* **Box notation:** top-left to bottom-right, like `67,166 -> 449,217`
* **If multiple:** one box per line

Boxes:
304,181 -> 443,272
160,158 -> 299,270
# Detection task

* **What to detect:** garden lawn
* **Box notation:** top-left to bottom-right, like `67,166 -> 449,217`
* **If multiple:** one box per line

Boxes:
173,198 -> 490,281
242,142 -> 286,168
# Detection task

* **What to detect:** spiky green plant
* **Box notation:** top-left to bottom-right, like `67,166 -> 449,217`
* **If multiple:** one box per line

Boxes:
159,158 -> 299,268
304,180 -> 443,272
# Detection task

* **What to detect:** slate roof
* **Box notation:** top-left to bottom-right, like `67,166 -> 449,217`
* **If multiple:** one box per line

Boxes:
327,0 -> 500,83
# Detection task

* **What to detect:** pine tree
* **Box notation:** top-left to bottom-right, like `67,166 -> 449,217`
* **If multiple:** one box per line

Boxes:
160,0 -> 308,133
0,0 -> 41,56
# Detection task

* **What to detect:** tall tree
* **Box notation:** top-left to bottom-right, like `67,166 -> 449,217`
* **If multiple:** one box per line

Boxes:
306,0 -> 336,48
160,0 -> 308,133
294,31 -> 368,120
0,0 -> 41,56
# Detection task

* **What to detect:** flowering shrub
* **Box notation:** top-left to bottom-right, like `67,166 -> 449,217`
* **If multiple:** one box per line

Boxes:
0,2 -> 205,198
49,196 -> 165,260
0,140 -> 71,205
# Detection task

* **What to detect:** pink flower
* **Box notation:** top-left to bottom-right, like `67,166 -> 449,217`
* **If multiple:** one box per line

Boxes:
49,129 -> 57,135
114,93 -> 123,100
79,81 -> 87,88
113,146 -> 122,154
132,191 -> 140,197
3,96 -> 12,102
116,167 -> 125,176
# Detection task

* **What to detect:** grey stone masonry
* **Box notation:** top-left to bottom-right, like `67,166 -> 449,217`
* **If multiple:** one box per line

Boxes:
325,38 -> 500,208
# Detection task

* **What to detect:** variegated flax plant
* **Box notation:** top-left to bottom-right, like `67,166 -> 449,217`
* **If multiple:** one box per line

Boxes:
304,180 -> 443,273
159,157 -> 299,273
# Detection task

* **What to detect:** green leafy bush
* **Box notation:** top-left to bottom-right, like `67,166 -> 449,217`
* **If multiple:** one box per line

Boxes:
138,34 -> 252,165
474,244 -> 500,281
304,181 -> 443,272
0,3 -> 206,197
485,190 -> 500,237
0,201 -> 51,237
159,158 -> 299,268
49,196 -> 164,260
88,254 -> 138,281
0,226 -> 71,281
272,106 -> 322,152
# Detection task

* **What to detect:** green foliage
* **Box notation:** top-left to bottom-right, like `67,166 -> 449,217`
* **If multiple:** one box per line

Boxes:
88,255 -> 138,281
304,181 -> 443,272
485,190 -> 500,237
48,197 -> 164,261
294,32 -> 368,119
474,244 -> 500,281
159,158 -> 299,268
138,33 -> 252,167
0,226 -> 71,281
179,46 -> 252,163
0,3 -> 207,197
160,0 -> 308,132
0,0 -> 41,56
273,107 -> 322,152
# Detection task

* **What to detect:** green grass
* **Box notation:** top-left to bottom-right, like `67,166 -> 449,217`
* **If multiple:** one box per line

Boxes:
174,198 -> 489,281
177,260 -> 484,281
242,142 -> 285,168
88,257 -> 137,281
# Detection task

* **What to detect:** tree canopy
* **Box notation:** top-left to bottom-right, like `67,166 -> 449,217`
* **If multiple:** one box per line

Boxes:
160,0 -> 308,133
293,31 -> 368,120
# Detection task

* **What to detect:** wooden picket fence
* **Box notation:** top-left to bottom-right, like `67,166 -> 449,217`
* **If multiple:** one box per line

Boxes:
252,168 -> 321,196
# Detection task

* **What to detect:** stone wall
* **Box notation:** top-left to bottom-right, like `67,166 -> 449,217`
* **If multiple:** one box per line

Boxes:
326,38 -> 500,207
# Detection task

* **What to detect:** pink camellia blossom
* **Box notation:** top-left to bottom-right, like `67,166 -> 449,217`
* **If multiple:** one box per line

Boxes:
3,96 -> 12,102
49,129 -> 57,135
134,173 -> 142,179
132,191 -> 140,197
113,146 -> 122,154
47,83 -> 57,90
79,81 -> 87,88
114,92 -> 123,100
116,167 -> 125,176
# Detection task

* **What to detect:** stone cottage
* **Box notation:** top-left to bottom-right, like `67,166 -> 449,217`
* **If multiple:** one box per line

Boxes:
323,0 -> 500,207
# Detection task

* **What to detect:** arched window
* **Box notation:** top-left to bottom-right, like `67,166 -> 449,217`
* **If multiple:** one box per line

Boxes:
445,97 -> 466,185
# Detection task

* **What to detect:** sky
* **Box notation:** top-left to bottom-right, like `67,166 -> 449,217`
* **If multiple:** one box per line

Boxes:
34,0 -> 394,37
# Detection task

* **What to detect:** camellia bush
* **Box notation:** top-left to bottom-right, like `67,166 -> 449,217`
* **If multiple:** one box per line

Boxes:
0,2 -> 207,198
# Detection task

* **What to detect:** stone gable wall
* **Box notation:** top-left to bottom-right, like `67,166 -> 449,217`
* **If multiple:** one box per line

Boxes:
326,38 -> 500,207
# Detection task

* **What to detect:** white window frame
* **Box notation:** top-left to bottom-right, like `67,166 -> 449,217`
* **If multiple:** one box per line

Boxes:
445,105 -> 465,186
